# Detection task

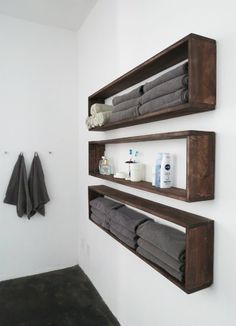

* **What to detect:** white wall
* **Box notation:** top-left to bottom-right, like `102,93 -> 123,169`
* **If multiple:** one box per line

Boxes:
77,0 -> 236,325
0,15 -> 78,281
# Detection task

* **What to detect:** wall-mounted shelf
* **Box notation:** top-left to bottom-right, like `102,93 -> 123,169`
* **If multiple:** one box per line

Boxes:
88,185 -> 214,294
89,130 -> 215,202
88,33 -> 216,131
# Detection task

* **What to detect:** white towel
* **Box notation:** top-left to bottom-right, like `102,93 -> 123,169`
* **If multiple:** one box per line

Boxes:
90,103 -> 113,116
97,111 -> 112,126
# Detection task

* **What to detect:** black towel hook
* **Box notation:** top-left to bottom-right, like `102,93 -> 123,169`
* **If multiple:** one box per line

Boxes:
34,152 -> 38,157
20,152 -> 23,156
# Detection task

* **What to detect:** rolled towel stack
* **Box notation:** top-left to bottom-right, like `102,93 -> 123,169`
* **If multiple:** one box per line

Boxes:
90,197 -> 124,229
86,103 -> 113,129
110,86 -> 143,123
139,62 -> 189,115
108,206 -> 150,249
136,220 -> 186,281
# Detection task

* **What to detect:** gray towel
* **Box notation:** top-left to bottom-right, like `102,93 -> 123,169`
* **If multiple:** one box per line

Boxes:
112,86 -> 143,106
4,154 -> 32,218
143,62 -> 188,92
28,153 -> 50,218
110,220 -> 137,241
90,197 -> 123,215
139,89 -> 188,115
109,206 -> 149,232
141,75 -> 188,104
114,98 -> 141,112
137,247 -> 183,282
91,208 -> 109,229
137,220 -> 185,261
90,213 -> 110,230
137,238 -> 184,272
110,226 -> 137,249
109,106 -> 139,123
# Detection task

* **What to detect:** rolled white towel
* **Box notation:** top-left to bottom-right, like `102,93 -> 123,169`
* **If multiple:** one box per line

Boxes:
85,116 -> 92,129
96,111 -> 112,126
90,103 -> 113,116
92,115 -> 99,127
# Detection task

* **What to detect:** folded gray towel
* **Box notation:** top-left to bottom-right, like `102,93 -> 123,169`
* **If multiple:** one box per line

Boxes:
137,247 -> 184,281
141,75 -> 188,104
4,154 -> 32,218
91,213 -> 111,230
110,106 -> 139,123
110,226 -> 137,249
112,86 -> 143,106
90,197 -> 123,215
91,207 -> 110,229
137,220 -> 185,261
139,89 -> 188,115
110,220 -> 137,241
143,62 -> 188,92
137,238 -> 184,272
114,98 -> 141,112
109,206 -> 149,232
28,153 -> 50,218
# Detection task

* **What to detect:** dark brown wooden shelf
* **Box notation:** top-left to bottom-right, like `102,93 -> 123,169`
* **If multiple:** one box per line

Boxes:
89,130 -> 215,202
90,172 -> 187,201
88,33 -> 216,131
88,185 -> 214,293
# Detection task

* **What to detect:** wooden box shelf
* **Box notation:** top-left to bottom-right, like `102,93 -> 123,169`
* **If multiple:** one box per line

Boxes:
89,130 -> 215,202
88,33 -> 216,131
88,185 -> 214,294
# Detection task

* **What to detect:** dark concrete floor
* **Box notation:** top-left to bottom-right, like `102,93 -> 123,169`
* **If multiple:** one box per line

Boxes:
0,265 -> 120,326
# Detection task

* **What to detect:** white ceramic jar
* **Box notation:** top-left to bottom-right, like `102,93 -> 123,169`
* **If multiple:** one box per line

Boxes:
130,163 -> 143,182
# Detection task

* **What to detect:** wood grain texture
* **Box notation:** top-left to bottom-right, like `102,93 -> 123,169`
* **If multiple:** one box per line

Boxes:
187,133 -> 215,201
88,185 -> 214,293
185,222 -> 214,291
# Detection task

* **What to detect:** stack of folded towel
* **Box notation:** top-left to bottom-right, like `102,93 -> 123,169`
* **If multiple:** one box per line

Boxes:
110,86 -> 143,123
90,197 -> 124,229
109,206 -> 149,249
86,103 -> 113,129
139,62 -> 189,115
136,220 -> 186,281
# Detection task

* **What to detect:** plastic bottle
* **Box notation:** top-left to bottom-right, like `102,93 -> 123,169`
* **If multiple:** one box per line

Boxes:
155,153 -> 163,187
160,153 -> 172,188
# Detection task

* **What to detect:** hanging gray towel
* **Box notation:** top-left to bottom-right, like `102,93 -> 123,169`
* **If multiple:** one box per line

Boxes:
4,153 -> 32,217
112,85 -> 143,106
137,220 -> 185,261
28,153 -> 50,218
143,62 -> 188,92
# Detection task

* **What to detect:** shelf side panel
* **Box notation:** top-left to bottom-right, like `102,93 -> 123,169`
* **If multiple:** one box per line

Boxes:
187,133 -> 215,201
89,143 -> 105,174
188,37 -> 216,106
185,222 -> 214,292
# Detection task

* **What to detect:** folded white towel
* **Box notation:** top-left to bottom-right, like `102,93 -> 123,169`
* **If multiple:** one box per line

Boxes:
90,103 -> 113,116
